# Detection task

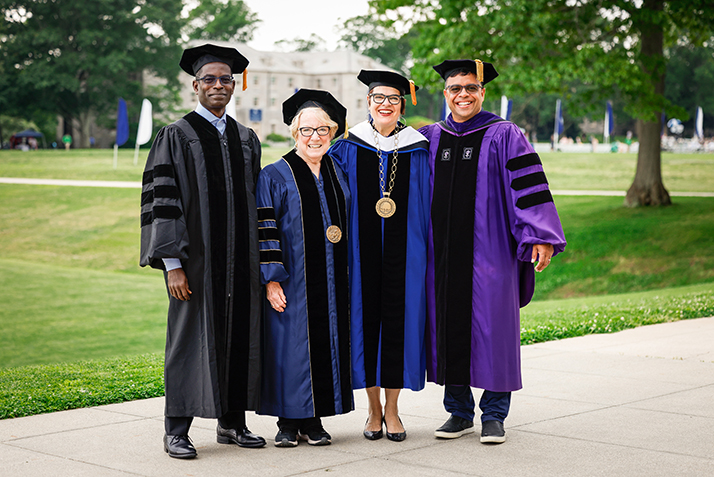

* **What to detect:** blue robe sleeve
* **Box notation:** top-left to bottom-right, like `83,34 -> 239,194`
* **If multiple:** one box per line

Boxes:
327,139 -> 354,175
493,123 -> 566,262
256,166 -> 290,284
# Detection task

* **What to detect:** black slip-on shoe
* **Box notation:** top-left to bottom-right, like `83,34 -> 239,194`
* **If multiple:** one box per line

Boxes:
434,415 -> 475,439
164,434 -> 197,459
480,420 -> 506,444
363,416 -> 384,440
384,417 -> 407,442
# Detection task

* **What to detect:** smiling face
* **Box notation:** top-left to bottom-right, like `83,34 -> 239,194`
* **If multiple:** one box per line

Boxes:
444,72 -> 485,123
192,61 -> 234,117
368,86 -> 403,136
294,108 -> 333,164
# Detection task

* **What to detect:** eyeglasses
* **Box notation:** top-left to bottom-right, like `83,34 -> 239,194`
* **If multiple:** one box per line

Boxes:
196,75 -> 234,86
369,93 -> 402,105
298,126 -> 331,137
444,84 -> 483,95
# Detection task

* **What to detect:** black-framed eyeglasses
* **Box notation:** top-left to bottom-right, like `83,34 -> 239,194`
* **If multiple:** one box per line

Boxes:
445,84 -> 483,95
298,126 -> 331,137
196,75 -> 234,86
369,93 -> 402,105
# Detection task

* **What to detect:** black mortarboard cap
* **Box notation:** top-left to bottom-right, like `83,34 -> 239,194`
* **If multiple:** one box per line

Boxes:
282,89 -> 347,138
432,59 -> 499,84
179,43 -> 249,76
357,70 -> 419,105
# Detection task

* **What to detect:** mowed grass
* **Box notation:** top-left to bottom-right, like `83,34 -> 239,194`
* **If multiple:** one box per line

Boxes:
0,147 -> 290,181
1,148 -> 713,193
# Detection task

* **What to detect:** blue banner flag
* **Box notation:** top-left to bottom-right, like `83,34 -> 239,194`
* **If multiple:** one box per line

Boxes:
116,98 -> 129,147
606,101 -> 614,135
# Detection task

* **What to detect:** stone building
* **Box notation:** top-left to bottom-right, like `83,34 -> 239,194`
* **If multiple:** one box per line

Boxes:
176,40 -> 391,140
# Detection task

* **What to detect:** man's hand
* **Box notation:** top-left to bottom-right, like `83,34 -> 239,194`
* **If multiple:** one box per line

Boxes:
266,281 -> 287,313
167,268 -> 192,301
532,244 -> 555,272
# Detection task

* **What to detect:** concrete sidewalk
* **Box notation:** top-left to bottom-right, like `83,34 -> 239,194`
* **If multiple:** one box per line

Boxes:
2,318 -> 713,476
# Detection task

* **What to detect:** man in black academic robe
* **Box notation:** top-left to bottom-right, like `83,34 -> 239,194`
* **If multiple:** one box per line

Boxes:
140,44 -> 264,459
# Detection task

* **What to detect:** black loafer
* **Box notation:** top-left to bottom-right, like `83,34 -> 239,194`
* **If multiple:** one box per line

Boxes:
164,434 -> 197,459
363,417 -> 383,440
217,423 -> 266,448
434,415 -> 474,439
480,420 -> 506,444
384,417 -> 407,442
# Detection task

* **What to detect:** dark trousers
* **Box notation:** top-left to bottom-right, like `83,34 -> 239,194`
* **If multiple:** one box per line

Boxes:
277,416 -> 322,432
444,385 -> 511,423
165,411 -> 246,435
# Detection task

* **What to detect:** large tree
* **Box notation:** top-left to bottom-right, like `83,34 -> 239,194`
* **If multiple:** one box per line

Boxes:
373,0 -> 714,206
0,0 -> 185,147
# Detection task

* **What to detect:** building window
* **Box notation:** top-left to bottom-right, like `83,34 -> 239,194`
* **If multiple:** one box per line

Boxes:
271,97 -> 276,106
235,97 -> 241,106
271,76 -> 276,84
317,79 -> 322,88
253,97 -> 259,106
333,77 -> 338,86
357,99 -> 362,109
288,77 -> 293,87
253,76 -> 259,86
271,124 -> 276,134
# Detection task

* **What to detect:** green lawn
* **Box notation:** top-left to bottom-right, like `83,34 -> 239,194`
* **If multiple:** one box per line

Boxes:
1,149 -> 713,193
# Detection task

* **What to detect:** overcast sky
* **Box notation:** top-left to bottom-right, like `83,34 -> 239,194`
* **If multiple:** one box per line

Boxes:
241,0 -> 370,51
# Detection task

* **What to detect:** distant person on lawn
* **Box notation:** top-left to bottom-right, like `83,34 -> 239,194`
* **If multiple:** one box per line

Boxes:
140,43 -> 264,459
418,59 -> 566,444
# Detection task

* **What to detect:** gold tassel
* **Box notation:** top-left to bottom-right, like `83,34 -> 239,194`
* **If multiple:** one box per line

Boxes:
242,69 -> 248,91
474,59 -> 483,84
343,120 -> 349,139
409,80 -> 417,106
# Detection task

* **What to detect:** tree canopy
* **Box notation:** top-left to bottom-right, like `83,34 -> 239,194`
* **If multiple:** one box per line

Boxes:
184,0 -> 259,43
371,0 -> 714,206
0,0 -> 187,147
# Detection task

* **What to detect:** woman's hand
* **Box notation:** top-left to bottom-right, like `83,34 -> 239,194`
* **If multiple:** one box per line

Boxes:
532,243 -> 555,272
266,281 -> 287,312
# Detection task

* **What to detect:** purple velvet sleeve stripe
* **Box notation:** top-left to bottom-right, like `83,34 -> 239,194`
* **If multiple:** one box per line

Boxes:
506,152 -> 541,171
511,171 -> 548,191
516,190 -> 554,210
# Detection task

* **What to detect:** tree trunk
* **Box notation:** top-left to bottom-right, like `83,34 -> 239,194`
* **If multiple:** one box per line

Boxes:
625,118 -> 670,206
77,110 -> 92,148
624,0 -> 671,207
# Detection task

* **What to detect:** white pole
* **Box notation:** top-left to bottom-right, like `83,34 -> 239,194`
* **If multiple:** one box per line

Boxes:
553,99 -> 561,147
113,144 -> 118,169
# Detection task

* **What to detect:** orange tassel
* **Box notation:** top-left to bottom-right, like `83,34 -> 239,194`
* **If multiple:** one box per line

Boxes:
242,69 -> 248,91
409,80 -> 417,106
474,59 -> 483,84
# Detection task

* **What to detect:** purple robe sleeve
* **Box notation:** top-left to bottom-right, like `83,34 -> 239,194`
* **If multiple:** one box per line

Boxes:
492,123 -> 566,263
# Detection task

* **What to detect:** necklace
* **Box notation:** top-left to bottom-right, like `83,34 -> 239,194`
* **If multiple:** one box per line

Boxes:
324,159 -> 344,244
374,125 -> 400,218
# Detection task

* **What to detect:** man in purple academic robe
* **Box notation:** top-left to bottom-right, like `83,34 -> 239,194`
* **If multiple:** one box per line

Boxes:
418,59 -> 566,444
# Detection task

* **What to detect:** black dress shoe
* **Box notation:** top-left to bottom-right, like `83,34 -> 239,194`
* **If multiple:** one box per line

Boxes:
480,419 -> 506,444
384,417 -> 407,442
216,423 -> 266,448
164,434 -> 197,459
363,417 -> 383,440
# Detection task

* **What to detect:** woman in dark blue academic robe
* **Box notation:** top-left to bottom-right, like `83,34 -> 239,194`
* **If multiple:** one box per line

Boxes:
256,89 -> 353,447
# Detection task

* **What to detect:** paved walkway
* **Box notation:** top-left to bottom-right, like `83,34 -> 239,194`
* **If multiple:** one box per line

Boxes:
2,177 -> 714,197
2,317 -> 713,476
